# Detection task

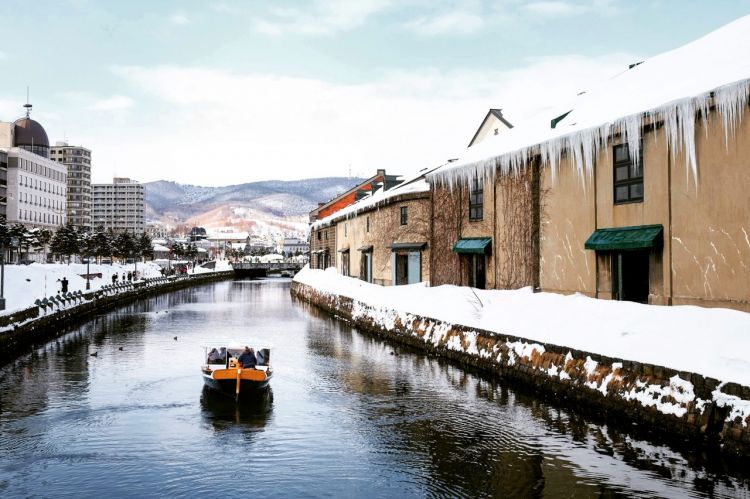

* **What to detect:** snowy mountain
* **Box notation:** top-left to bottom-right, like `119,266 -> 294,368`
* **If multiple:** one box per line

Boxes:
143,177 -> 365,234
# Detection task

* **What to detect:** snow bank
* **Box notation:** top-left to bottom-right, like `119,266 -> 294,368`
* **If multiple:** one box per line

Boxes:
1,261 -> 231,314
294,267 -> 750,387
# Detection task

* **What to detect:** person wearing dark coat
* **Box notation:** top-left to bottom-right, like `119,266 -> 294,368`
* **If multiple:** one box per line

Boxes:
237,347 -> 257,368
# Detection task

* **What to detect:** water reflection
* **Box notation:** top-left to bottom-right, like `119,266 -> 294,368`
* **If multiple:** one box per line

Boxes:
200,386 -> 274,431
0,280 -> 748,498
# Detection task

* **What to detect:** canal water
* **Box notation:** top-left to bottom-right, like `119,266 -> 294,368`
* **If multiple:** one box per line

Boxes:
1,279 -> 749,498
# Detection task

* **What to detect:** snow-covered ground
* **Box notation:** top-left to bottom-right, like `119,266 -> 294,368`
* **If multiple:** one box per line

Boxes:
294,267 -> 750,387
1,260 -> 233,314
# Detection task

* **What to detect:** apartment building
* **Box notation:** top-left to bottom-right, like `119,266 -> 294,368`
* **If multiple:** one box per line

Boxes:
50,142 -> 92,228
92,177 -> 145,233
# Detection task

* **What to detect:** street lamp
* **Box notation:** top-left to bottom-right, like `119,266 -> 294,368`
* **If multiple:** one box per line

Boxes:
0,242 -> 5,311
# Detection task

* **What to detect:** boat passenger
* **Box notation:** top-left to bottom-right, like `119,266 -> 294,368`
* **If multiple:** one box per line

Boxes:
207,348 -> 223,363
238,346 -> 257,368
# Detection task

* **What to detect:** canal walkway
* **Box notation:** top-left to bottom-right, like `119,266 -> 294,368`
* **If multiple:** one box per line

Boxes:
0,269 -> 233,363
291,267 -> 750,456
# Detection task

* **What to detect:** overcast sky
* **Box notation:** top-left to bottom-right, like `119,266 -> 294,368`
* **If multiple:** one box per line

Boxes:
0,0 -> 748,186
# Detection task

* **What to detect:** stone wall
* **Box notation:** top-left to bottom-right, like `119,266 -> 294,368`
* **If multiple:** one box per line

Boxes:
291,280 -> 750,456
0,271 -> 233,364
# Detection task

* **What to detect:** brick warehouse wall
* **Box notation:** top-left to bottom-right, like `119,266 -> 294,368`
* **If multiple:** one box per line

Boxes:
291,280 -> 750,456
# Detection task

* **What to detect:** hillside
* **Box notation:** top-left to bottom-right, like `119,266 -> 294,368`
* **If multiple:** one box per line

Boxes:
143,177 -> 365,234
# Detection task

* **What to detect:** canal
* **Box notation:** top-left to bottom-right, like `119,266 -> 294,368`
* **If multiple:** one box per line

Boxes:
1,279 -> 749,498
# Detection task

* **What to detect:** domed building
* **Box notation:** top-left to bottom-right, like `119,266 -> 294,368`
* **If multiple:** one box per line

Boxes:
0,104 -> 68,237
12,116 -> 50,158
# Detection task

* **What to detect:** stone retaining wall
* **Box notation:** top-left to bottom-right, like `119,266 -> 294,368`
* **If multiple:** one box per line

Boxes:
0,271 -> 233,364
291,281 -> 750,456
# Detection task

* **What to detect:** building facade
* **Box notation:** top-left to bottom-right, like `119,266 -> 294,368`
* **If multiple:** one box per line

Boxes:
426,19 -> 750,312
0,150 -> 7,219
310,170 -> 402,270
334,188 -> 431,286
282,237 -> 309,256
50,142 -> 92,228
92,177 -> 144,233
0,112 -> 67,229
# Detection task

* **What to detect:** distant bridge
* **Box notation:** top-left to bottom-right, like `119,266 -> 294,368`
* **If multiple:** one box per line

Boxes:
232,261 -> 305,278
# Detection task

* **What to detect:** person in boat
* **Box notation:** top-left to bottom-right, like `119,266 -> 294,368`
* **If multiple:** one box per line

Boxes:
238,346 -> 257,368
207,348 -> 222,363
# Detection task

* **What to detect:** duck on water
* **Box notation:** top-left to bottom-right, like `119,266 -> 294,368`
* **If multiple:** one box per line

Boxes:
202,344 -> 273,401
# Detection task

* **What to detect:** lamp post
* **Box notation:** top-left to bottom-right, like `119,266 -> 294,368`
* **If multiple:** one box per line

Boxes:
0,242 -> 5,311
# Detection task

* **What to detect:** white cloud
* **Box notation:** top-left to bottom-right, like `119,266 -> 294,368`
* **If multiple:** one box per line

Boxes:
251,0 -> 391,36
523,1 -> 588,16
100,52 -> 637,186
89,95 -> 134,111
404,11 -> 485,36
522,0 -> 620,17
169,12 -> 191,25
0,50 -> 6,59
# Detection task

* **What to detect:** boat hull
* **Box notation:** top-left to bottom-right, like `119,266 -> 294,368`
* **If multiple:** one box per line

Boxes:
202,367 -> 272,400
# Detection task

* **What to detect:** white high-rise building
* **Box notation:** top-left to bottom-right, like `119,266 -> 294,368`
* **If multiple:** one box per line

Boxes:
0,108 -> 68,229
92,177 -> 144,233
50,142 -> 92,228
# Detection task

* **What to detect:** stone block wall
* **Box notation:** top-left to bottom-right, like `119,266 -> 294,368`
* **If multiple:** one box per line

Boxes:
291,280 -> 750,456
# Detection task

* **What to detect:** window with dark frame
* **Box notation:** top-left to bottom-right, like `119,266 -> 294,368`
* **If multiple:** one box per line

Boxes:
400,206 -> 408,225
469,177 -> 484,221
613,143 -> 643,204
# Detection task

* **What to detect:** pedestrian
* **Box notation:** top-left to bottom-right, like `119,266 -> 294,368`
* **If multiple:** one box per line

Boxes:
59,277 -> 69,293
112,273 -> 118,284
127,271 -> 132,281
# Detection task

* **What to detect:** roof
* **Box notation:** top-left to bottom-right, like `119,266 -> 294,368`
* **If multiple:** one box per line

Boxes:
310,169 -> 401,222
430,15 -> 750,188
13,118 -> 49,148
467,109 -> 514,147
310,164 -> 440,230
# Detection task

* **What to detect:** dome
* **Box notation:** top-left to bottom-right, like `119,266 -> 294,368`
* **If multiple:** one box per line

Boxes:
13,117 -> 49,148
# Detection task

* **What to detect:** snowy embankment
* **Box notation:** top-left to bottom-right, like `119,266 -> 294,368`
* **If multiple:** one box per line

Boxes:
294,267 -> 750,444
295,267 -> 750,386
2,260 -> 233,314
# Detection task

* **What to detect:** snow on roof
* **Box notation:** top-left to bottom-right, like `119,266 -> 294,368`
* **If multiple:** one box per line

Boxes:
311,165 -> 439,230
430,15 -> 750,187
207,232 -> 249,240
153,243 -> 170,252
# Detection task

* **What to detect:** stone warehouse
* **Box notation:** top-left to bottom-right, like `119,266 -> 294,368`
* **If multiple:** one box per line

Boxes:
427,19 -> 750,312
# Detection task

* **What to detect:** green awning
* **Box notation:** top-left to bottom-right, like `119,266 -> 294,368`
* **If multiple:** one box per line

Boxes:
453,237 -> 492,254
390,242 -> 427,251
585,224 -> 663,251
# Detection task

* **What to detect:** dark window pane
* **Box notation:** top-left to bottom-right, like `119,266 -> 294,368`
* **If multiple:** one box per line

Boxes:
615,166 -> 629,181
614,145 -> 629,162
630,183 -> 643,198
615,186 -> 629,201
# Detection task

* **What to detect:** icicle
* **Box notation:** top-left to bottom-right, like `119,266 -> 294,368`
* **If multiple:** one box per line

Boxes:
715,80 -> 750,150
427,78 -> 750,192
678,99 -> 698,187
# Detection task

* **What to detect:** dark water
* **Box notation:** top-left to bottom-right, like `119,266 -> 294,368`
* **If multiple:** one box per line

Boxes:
1,280 -> 749,498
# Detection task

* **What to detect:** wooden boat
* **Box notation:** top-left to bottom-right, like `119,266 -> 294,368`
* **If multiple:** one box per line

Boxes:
201,344 -> 273,401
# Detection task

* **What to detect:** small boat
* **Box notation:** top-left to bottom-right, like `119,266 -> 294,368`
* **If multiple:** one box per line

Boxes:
201,344 -> 273,401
